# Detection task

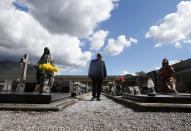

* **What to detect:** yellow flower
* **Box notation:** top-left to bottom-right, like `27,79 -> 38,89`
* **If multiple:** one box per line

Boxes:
43,64 -> 48,70
49,66 -> 52,71
38,64 -> 43,69
47,64 -> 51,70
40,63 -> 58,72
42,64 -> 45,69
50,66 -> 54,71
54,67 -> 59,72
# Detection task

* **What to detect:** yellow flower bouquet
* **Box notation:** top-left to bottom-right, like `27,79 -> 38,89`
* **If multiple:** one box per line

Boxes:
38,63 -> 59,79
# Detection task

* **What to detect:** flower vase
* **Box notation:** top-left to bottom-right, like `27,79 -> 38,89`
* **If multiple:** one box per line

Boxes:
40,79 -> 50,94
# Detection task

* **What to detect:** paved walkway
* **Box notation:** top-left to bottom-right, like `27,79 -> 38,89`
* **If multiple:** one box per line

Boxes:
0,95 -> 191,130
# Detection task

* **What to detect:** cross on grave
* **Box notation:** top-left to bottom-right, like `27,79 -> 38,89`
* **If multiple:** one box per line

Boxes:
20,54 -> 30,81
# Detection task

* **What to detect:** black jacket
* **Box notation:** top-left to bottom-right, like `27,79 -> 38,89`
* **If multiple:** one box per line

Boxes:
88,59 -> 107,80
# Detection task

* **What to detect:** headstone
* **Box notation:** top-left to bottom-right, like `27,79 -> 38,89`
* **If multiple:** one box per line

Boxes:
16,83 -> 25,92
20,54 -> 30,81
72,82 -> 82,96
0,83 -> 4,91
2,80 -> 12,92
147,78 -> 156,96
128,86 -> 134,95
134,86 -> 140,95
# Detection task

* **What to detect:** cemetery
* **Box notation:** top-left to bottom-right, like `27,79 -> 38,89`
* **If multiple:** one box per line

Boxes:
0,53 -> 92,111
1,0 -> 191,130
0,54 -> 191,112
103,58 -> 191,112
0,54 -> 191,130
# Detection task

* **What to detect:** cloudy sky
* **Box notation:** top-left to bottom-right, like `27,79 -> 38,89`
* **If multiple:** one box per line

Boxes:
0,0 -> 191,75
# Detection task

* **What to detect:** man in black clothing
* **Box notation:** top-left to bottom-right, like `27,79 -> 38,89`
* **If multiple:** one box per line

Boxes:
88,53 -> 107,101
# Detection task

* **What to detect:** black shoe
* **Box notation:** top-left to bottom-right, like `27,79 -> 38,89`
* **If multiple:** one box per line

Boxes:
97,98 -> 101,101
91,97 -> 96,101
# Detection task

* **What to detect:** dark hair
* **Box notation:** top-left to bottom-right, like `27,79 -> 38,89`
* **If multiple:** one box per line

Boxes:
97,53 -> 102,57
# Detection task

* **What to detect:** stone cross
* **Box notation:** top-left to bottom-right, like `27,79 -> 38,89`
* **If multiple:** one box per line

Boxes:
20,54 -> 30,81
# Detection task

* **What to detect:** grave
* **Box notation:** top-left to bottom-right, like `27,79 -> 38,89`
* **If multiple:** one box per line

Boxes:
0,54 -> 72,104
122,78 -> 191,104
0,80 -> 72,104
122,93 -> 191,104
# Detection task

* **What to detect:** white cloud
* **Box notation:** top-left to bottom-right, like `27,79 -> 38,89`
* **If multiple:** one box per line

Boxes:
155,67 -> 160,70
122,70 -> 135,75
146,1 -> 191,48
104,35 -> 137,56
89,30 -> 109,51
122,70 -> 128,75
17,0 -> 118,38
169,59 -> 180,65
0,0 -> 120,72
130,37 -> 138,43
174,42 -> 182,48
0,1 -> 92,70
154,43 -> 163,48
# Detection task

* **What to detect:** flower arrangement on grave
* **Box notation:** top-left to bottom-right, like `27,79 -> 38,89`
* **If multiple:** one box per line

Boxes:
114,77 -> 124,96
38,63 -> 59,79
73,82 -> 82,87
115,76 -> 125,84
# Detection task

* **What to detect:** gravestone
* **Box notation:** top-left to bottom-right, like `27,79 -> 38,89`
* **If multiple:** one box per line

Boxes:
20,54 -> 30,81
147,78 -> 156,96
16,83 -> 25,92
127,86 -> 134,95
2,80 -> 12,92
134,86 -> 140,95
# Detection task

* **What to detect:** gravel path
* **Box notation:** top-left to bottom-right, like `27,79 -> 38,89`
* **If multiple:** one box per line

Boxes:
0,95 -> 191,131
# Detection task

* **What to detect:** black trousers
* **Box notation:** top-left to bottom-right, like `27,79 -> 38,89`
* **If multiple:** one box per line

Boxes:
92,79 -> 103,99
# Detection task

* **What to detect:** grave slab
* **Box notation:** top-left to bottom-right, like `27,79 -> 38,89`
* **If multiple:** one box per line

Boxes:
0,92 -> 71,104
0,93 -> 90,111
104,93 -> 191,112
122,92 -> 191,104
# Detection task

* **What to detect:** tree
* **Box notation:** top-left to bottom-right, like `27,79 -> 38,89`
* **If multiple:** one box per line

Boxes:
135,71 -> 146,76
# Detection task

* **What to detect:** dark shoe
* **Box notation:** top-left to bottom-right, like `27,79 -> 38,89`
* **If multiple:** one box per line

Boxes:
97,98 -> 101,101
91,97 -> 96,101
